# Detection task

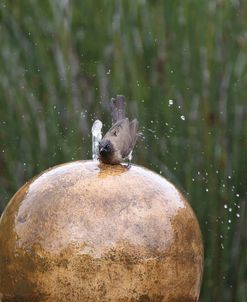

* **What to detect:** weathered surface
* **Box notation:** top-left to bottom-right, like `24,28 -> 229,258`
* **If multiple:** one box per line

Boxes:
0,161 -> 203,302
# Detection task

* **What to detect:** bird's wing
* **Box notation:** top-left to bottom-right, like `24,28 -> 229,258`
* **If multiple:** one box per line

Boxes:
104,118 -> 132,158
107,118 -> 129,137
129,119 -> 139,149
110,95 -> 126,124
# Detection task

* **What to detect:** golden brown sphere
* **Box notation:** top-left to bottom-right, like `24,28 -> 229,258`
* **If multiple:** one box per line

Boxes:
0,161 -> 203,302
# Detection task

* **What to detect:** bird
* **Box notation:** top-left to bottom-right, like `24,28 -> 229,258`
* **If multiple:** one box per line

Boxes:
98,95 -> 139,165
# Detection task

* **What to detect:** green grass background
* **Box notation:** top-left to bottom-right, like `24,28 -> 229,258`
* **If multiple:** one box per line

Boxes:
0,1 -> 246,301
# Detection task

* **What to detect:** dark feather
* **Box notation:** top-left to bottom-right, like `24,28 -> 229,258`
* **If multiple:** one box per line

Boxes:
108,118 -> 127,137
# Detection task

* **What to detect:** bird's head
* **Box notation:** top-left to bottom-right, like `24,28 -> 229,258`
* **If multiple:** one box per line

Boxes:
99,139 -> 114,157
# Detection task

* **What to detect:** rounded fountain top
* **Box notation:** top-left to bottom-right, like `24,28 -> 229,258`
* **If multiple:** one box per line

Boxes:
0,160 -> 203,301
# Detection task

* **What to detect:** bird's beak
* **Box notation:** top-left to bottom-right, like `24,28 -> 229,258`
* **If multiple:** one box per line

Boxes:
99,147 -> 105,154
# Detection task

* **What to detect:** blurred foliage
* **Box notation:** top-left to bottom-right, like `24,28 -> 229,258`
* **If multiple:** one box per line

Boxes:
0,0 -> 246,301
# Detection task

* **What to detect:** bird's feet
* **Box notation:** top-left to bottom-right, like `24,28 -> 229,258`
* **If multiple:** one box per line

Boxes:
122,161 -> 131,170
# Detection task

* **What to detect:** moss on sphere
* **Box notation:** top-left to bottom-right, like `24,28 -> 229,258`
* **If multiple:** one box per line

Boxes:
0,161 -> 203,302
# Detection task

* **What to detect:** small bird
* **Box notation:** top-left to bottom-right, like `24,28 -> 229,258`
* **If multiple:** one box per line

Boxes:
99,95 -> 139,165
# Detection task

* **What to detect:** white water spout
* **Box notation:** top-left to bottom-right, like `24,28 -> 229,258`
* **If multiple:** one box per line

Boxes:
91,119 -> 103,160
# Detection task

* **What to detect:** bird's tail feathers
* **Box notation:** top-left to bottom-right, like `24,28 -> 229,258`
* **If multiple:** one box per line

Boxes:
111,95 -> 126,124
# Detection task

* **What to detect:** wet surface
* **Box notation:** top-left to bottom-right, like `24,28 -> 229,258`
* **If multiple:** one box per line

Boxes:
0,160 -> 203,301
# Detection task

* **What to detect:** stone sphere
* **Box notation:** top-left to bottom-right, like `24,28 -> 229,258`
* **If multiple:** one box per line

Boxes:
0,161 -> 203,302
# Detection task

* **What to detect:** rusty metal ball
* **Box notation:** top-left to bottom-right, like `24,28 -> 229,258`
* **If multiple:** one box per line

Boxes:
0,161 -> 203,301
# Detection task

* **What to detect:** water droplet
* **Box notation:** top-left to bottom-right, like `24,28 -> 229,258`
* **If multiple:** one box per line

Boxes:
224,204 -> 228,209
236,213 -> 240,218
228,208 -> 232,212
206,188 -> 209,192
236,193 -> 240,197
180,115 -> 185,120
168,99 -> 173,106
228,219 -> 231,224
